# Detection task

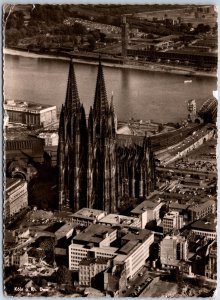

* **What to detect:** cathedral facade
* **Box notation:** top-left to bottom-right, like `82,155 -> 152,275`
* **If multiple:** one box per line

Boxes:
58,59 -> 156,213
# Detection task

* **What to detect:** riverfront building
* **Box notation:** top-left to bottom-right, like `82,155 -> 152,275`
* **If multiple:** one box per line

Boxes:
5,99 -> 57,128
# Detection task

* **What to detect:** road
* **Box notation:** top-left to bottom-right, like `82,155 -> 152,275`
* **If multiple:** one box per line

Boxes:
118,266 -> 167,297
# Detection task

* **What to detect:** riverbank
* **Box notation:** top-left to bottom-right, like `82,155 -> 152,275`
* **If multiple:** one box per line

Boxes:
4,48 -> 217,78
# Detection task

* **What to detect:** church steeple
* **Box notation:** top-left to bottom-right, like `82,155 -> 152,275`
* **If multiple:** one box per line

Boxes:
93,59 -> 108,118
65,58 -> 80,113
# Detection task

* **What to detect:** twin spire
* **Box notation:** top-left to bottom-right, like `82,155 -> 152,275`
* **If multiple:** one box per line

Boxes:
93,58 -> 108,118
64,57 -> 113,117
65,58 -> 80,113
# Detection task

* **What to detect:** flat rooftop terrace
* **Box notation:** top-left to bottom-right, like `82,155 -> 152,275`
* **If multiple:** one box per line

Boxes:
5,99 -> 56,113
99,214 -> 140,227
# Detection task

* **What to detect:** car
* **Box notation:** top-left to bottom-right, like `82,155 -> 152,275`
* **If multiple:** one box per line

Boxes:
139,272 -> 143,276
146,277 -> 152,282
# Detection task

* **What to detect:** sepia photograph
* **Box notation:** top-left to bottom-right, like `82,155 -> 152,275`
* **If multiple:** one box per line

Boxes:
3,3 -> 217,297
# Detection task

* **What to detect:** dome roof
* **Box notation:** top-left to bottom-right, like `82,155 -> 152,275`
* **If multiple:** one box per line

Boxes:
198,98 -> 217,123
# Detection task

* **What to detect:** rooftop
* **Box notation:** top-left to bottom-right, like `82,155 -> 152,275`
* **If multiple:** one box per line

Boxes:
118,240 -> 139,255
99,214 -> 140,227
55,222 -> 76,236
6,178 -> 26,195
191,215 -> 217,232
5,99 -> 56,113
122,228 -> 153,243
6,130 -> 42,141
169,202 -> 189,210
163,211 -> 179,219
131,199 -> 163,215
72,208 -> 106,221
189,199 -> 215,212
73,224 -> 116,245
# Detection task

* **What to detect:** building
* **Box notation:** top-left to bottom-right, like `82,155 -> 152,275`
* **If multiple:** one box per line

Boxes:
68,223 -> 154,278
160,234 -> 188,268
155,125 -> 215,167
121,15 -> 129,57
6,249 -> 29,267
162,211 -> 183,234
58,59 -> 156,213
69,224 -> 118,270
187,99 -> 197,122
205,240 -> 217,280
126,49 -> 217,69
6,131 -> 45,165
4,99 -> 57,128
115,229 -> 154,279
54,222 -> 76,240
38,132 -> 59,146
71,208 -> 107,227
131,195 -> 164,229
79,258 -> 110,286
190,214 -> 217,240
188,199 -> 216,221
5,178 -> 28,220
98,214 -> 141,228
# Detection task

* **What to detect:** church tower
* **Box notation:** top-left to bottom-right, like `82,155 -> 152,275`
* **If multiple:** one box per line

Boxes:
57,59 -> 87,211
141,135 -> 156,197
87,60 -> 117,213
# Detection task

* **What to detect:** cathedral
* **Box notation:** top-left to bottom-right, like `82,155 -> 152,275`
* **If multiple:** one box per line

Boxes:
57,59 -> 156,213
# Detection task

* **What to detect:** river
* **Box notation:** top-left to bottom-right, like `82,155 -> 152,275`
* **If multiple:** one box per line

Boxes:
4,52 -> 217,123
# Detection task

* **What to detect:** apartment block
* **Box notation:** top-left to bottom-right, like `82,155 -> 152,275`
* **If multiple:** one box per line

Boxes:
5,178 -> 28,219
160,234 -> 188,268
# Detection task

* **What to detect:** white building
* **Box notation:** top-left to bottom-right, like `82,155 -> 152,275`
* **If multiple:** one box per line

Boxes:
114,229 -> 154,279
38,132 -> 59,146
69,224 -> 118,270
160,234 -> 188,268
131,197 -> 164,229
163,211 -> 183,234
71,208 -> 107,227
98,214 -> 141,228
69,224 -> 154,279
5,178 -> 28,219
5,99 -> 57,128
79,258 -> 110,286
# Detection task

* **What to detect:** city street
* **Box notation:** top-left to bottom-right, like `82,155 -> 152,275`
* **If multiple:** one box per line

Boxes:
118,266 -> 167,297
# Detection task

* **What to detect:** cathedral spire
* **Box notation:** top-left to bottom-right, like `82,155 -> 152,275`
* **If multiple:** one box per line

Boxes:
65,58 -> 80,113
58,105 -> 65,142
110,91 -> 114,112
93,59 -> 108,118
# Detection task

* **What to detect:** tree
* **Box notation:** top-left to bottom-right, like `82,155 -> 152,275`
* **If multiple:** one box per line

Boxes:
87,34 -> 96,50
5,28 -> 21,46
39,237 -> 55,252
54,265 -> 72,284
28,248 -> 45,260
